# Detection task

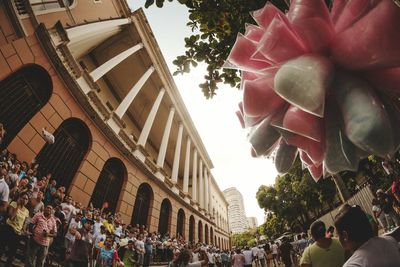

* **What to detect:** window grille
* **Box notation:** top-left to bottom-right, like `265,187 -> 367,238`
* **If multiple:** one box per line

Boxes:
0,65 -> 52,148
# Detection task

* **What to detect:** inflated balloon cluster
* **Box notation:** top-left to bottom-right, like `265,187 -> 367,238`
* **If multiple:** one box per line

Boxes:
226,0 -> 400,181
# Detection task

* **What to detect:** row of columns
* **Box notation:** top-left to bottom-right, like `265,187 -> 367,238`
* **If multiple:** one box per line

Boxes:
71,22 -> 214,215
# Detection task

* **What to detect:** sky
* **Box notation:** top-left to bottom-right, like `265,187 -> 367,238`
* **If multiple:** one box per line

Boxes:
129,1 -> 278,225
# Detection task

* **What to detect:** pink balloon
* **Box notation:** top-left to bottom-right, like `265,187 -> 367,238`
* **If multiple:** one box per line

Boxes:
244,24 -> 265,43
283,133 -> 324,165
235,110 -> 245,129
282,106 -> 323,142
331,0 -> 400,70
364,67 -> 400,93
252,2 -> 284,29
300,150 -> 314,166
243,76 -> 285,117
254,14 -> 307,64
308,164 -> 323,181
288,0 -> 334,53
331,0 -> 378,33
227,33 -> 271,72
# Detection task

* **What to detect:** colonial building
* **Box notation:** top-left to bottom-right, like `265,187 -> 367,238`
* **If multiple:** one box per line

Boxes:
0,0 -> 230,248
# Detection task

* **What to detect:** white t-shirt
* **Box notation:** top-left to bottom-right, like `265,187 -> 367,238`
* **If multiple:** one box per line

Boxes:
257,248 -> 265,259
0,178 -> 9,202
191,252 -> 199,262
251,246 -> 259,257
187,261 -> 202,267
271,244 -> 278,254
60,203 -> 75,222
344,236 -> 400,267
243,250 -> 253,265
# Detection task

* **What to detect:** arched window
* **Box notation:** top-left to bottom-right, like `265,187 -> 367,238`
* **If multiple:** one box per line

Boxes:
198,220 -> 203,243
210,227 -> 214,245
90,158 -> 126,213
205,224 -> 209,244
158,199 -> 172,235
189,215 -> 195,243
0,64 -> 52,148
36,118 -> 91,190
131,183 -> 153,227
176,209 -> 185,238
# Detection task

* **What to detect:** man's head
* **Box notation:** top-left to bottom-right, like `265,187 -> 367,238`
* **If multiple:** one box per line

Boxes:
310,220 -> 326,241
44,205 -> 53,217
84,219 -> 94,231
334,205 -> 373,252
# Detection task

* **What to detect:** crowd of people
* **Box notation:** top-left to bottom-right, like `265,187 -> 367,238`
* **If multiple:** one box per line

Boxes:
0,148 -> 232,267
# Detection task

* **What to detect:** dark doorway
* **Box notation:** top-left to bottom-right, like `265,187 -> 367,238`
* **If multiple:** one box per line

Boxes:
189,215 -> 195,243
158,198 -> 172,235
90,158 -> 126,213
0,64 -> 52,148
36,118 -> 91,190
176,208 -> 185,238
131,183 -> 153,227
198,220 -> 203,242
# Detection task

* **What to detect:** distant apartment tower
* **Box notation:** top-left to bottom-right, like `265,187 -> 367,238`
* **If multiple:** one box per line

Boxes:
223,187 -> 249,233
247,217 -> 258,229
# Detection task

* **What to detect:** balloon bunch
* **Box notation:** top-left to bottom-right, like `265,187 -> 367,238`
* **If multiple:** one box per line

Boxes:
226,0 -> 400,181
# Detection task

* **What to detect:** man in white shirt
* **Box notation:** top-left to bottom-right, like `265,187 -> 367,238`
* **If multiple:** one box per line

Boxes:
257,246 -> 266,267
271,242 -> 279,267
60,196 -> 75,222
243,246 -> 253,267
335,205 -> 400,267
251,245 -> 259,267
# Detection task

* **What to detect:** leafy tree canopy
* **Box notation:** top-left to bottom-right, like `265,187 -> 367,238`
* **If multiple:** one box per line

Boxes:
145,0 -> 332,98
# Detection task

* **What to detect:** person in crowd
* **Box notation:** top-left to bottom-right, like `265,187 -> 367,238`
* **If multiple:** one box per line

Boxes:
221,250 -> 230,267
0,192 -> 29,265
376,189 -> 399,229
144,232 -> 153,267
325,226 -> 335,238
173,248 -> 209,267
242,246 -> 252,267
335,205 -> 400,267
297,233 -> 309,255
231,248 -> 244,267
251,245 -> 259,267
0,164 -> 9,213
27,204 -> 57,267
256,245 -> 266,267
0,123 -> 6,145
65,211 -> 83,254
391,174 -> 400,214
135,233 -> 145,267
372,197 -> 387,231
279,237 -> 293,267
300,220 -> 345,267
270,242 -> 279,267
96,236 -> 117,266
66,218 -> 94,266
119,239 -> 137,267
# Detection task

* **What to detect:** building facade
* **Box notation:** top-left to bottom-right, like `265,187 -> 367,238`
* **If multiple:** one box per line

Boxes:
223,187 -> 249,233
0,0 -> 230,248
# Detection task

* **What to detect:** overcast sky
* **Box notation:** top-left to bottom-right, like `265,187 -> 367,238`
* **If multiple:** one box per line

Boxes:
129,0 -> 278,225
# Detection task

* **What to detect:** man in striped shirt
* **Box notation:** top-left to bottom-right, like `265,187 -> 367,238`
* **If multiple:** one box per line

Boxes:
27,204 -> 57,267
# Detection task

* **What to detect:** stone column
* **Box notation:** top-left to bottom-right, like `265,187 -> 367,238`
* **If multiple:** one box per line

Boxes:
134,88 -> 165,161
90,43 -> 144,82
114,66 -> 155,119
155,107 -> 175,181
183,137 -> 191,202
204,171 -> 210,217
171,123 -> 184,193
191,150 -> 198,208
199,160 -> 204,212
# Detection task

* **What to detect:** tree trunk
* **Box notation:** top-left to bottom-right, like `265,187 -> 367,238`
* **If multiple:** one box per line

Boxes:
332,174 -> 351,203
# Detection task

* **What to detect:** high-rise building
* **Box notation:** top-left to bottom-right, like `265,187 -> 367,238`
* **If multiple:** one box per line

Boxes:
247,217 -> 258,229
0,0 -> 230,248
223,187 -> 249,233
